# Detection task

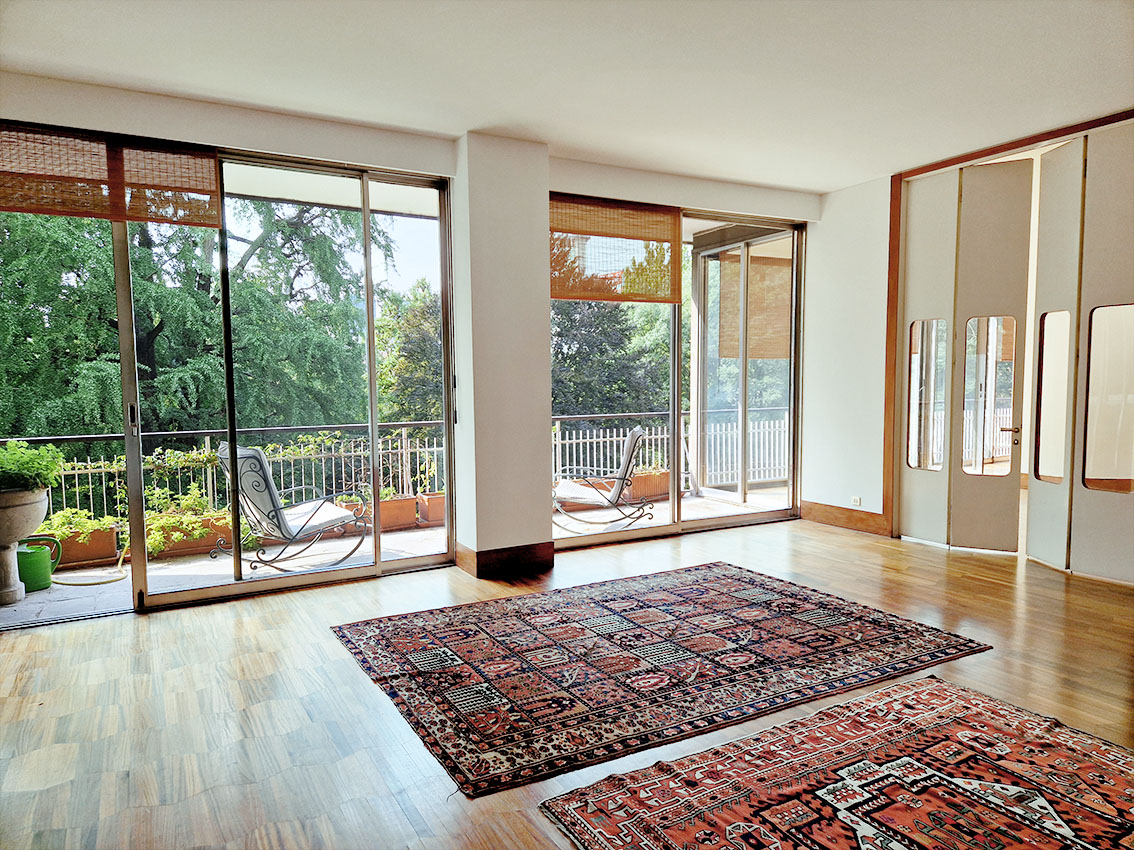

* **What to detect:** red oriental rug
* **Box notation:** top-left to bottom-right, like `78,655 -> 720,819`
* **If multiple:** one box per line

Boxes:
541,677 -> 1134,850
332,563 -> 989,796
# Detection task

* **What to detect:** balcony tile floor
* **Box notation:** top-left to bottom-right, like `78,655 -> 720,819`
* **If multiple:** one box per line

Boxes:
0,493 -> 786,629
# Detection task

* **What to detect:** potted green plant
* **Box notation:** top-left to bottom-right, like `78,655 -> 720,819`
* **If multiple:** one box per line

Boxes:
36,508 -> 120,568
0,441 -> 64,603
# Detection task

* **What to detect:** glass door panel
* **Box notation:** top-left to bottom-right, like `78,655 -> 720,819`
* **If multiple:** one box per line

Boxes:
962,316 -> 1017,477
686,246 -> 750,519
744,236 -> 793,511
128,221 -> 233,593
221,163 -> 375,578
549,232 -> 675,539
685,225 -> 797,525
368,179 -> 450,562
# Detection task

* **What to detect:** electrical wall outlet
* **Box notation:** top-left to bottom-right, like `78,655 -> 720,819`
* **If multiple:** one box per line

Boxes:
851,496 -> 862,507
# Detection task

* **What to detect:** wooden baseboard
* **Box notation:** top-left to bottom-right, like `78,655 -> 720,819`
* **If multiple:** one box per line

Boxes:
455,540 -> 554,579
800,501 -> 890,536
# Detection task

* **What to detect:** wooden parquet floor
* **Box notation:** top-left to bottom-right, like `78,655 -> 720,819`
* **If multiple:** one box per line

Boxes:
1,519 -> 1131,849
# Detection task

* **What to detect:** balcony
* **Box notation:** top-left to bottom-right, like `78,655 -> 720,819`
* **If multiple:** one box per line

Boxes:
3,411 -> 792,628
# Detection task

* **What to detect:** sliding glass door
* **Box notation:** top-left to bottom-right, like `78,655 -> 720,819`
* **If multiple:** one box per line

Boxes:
548,195 -> 681,541
0,124 -> 453,624
686,226 -> 797,524
0,212 -> 134,627
136,163 -> 453,602
367,178 -> 450,563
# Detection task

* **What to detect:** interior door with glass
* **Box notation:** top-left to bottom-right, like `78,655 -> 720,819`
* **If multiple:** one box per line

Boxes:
948,160 -> 1032,550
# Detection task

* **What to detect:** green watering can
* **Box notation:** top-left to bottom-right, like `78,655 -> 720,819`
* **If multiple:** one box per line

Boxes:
16,535 -> 62,593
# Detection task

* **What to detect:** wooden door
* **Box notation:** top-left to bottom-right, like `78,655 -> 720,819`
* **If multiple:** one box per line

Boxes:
948,160 -> 1032,551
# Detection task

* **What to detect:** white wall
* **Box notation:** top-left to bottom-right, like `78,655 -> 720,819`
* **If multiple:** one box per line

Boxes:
0,71 -> 457,177
549,158 -> 821,222
801,177 -> 891,514
450,133 -> 552,552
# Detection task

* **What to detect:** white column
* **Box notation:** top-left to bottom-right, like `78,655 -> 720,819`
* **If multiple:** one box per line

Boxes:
450,133 -> 552,566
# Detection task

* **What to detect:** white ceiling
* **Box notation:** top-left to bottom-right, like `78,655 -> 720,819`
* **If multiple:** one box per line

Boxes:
1,0 -> 1131,194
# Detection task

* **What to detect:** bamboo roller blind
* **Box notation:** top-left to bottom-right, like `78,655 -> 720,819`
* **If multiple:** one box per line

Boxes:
717,251 -> 792,359
0,123 -> 221,228
550,193 -> 681,303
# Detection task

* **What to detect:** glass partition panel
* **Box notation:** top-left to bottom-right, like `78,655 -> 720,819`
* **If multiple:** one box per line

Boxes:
1035,311 -> 1071,483
697,247 -> 745,511
907,319 -> 948,470
962,316 -> 1016,476
1084,304 -> 1134,492
221,163 -> 374,577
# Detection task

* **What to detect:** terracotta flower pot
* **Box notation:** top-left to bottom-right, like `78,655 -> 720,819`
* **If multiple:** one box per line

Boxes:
416,492 -> 446,526
630,470 -> 670,501
147,517 -> 229,561
378,497 -> 417,531
57,527 -> 120,569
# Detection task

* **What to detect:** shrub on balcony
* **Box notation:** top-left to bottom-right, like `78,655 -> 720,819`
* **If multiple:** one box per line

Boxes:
0,441 -> 64,491
143,483 -> 229,556
37,508 -> 118,542
35,508 -> 120,568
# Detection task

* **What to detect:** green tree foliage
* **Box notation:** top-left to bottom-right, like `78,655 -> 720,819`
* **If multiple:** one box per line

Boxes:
0,202 -> 400,450
0,214 -> 122,440
550,234 -> 672,424
374,278 -> 444,423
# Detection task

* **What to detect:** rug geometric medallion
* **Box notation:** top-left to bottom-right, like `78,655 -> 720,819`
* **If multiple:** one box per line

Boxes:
332,563 -> 990,796
540,677 -> 1134,850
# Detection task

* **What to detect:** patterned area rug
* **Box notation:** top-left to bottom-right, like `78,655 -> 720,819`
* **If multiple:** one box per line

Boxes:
541,678 -> 1134,850
332,563 -> 989,796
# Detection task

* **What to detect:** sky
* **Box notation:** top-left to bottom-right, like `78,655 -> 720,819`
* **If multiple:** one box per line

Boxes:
376,215 -> 440,295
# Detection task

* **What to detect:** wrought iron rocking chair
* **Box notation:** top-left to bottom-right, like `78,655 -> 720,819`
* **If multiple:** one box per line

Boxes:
212,443 -> 371,572
552,425 -> 654,530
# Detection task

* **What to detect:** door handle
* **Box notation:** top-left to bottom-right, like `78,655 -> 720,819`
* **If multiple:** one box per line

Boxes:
999,427 -> 1020,433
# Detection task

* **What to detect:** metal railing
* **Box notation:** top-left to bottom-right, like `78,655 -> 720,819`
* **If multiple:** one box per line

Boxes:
17,423 -> 445,518
18,409 -> 795,519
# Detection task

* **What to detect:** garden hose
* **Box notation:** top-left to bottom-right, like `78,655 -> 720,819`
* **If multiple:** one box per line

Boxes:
51,545 -> 129,586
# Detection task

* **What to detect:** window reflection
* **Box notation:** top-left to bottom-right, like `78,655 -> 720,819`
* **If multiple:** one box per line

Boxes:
907,319 -> 947,471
